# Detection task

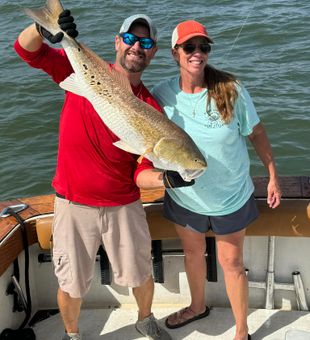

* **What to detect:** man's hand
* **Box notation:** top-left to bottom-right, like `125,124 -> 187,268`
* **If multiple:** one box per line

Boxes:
36,9 -> 78,44
163,170 -> 195,188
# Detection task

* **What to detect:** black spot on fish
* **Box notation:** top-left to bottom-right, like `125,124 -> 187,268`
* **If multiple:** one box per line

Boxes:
97,82 -> 101,85
83,64 -> 88,70
91,75 -> 95,79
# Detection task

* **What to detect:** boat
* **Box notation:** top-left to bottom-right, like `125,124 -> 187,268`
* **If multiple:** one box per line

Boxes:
0,176 -> 310,339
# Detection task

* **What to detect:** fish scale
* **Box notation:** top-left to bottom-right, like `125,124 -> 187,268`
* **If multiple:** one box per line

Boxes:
23,0 -> 207,181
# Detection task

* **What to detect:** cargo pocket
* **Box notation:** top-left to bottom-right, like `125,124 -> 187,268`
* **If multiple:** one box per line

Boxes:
53,252 -> 73,285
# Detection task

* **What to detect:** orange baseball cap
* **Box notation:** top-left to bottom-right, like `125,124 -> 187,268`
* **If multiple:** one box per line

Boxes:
171,20 -> 214,48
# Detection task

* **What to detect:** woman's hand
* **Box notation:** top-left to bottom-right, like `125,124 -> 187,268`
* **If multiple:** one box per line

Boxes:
267,177 -> 281,208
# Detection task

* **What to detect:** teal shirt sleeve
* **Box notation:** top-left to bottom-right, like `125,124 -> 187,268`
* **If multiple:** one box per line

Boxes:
151,78 -> 177,110
235,83 -> 260,136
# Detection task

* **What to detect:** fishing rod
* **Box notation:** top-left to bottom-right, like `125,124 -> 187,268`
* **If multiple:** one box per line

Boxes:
221,0 -> 258,65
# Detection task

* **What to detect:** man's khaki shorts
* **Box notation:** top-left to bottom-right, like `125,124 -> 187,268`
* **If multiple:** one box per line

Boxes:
52,197 -> 152,298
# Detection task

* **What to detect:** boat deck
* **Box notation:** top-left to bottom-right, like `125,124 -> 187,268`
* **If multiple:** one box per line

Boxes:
32,306 -> 310,339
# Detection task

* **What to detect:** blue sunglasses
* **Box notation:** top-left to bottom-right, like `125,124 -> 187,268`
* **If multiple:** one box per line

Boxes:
120,32 -> 155,49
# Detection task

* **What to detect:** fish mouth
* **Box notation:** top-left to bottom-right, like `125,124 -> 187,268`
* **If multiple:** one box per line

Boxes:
180,168 -> 206,182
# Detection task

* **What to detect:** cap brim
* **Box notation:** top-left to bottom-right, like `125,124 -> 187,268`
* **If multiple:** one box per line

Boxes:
177,33 -> 214,45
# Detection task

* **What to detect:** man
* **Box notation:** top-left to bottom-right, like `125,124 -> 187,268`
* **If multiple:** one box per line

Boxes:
14,10 -> 181,340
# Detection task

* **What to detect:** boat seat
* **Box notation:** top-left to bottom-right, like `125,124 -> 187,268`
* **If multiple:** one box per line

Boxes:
36,217 -> 53,250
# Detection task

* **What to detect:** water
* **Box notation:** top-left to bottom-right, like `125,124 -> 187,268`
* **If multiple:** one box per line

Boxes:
0,0 -> 309,201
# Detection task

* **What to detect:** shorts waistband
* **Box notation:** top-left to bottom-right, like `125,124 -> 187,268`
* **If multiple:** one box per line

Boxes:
55,192 -> 66,199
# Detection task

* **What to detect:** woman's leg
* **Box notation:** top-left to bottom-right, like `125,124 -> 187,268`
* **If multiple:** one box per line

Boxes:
175,224 -> 207,313
216,229 -> 248,340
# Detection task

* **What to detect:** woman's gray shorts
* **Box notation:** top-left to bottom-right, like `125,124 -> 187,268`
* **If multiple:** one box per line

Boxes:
163,193 -> 259,235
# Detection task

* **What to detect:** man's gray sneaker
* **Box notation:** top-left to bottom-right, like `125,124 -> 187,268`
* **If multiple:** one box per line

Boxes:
135,313 -> 172,340
62,332 -> 81,340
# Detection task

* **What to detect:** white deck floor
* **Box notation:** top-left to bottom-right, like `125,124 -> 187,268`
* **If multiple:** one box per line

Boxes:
33,306 -> 310,339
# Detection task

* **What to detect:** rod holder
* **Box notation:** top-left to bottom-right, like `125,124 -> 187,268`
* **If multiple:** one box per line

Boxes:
293,271 -> 309,311
247,236 -> 309,311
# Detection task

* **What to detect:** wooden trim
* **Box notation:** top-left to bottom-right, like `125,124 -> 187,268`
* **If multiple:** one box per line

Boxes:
0,221 -> 37,276
253,176 -> 310,198
1,176 -> 309,241
0,195 -> 54,242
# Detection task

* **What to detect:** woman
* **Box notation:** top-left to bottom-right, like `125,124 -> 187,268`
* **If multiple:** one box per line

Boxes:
150,20 -> 281,340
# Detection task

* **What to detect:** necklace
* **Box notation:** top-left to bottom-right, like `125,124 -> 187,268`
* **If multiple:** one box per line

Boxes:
190,90 -> 207,117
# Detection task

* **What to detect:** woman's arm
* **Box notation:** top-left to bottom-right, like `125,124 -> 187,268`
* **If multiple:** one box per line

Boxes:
248,122 -> 281,208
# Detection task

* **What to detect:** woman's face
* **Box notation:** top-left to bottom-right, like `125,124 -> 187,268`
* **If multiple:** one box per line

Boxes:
173,36 -> 210,75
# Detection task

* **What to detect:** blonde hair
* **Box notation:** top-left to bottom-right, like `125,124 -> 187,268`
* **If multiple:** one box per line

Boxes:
204,64 -> 238,123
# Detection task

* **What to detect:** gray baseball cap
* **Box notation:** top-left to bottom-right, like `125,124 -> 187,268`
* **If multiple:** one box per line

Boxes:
119,14 -> 158,41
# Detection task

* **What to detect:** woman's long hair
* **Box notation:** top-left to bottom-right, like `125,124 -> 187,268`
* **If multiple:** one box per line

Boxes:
204,64 -> 238,123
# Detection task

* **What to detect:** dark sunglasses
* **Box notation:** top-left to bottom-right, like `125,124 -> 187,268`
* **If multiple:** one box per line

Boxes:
120,32 -> 155,49
178,43 -> 211,54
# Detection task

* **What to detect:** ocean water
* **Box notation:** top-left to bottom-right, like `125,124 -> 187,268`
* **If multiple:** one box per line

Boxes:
0,0 -> 309,200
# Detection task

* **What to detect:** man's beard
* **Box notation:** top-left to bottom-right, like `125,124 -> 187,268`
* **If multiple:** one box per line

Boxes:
120,51 -> 147,73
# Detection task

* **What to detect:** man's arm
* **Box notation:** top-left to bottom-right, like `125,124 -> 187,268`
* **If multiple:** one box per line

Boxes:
18,10 -> 78,52
136,169 -> 164,189
18,23 -> 43,52
14,12 -> 79,84
136,168 -> 196,189
248,122 -> 281,208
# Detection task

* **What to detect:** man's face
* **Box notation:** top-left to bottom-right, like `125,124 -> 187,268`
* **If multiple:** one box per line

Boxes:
115,25 -> 157,73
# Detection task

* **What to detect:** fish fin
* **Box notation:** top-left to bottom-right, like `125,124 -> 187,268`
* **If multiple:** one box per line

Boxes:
113,140 -> 140,154
59,73 -> 84,96
137,147 -> 153,163
23,0 -> 64,37
137,148 -> 153,164
79,43 -> 133,94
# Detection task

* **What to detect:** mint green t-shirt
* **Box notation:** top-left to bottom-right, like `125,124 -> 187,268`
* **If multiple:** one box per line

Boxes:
152,76 -> 260,216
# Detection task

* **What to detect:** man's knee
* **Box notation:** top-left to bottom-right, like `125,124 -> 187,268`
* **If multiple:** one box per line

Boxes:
58,287 -> 83,301
133,275 -> 154,292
